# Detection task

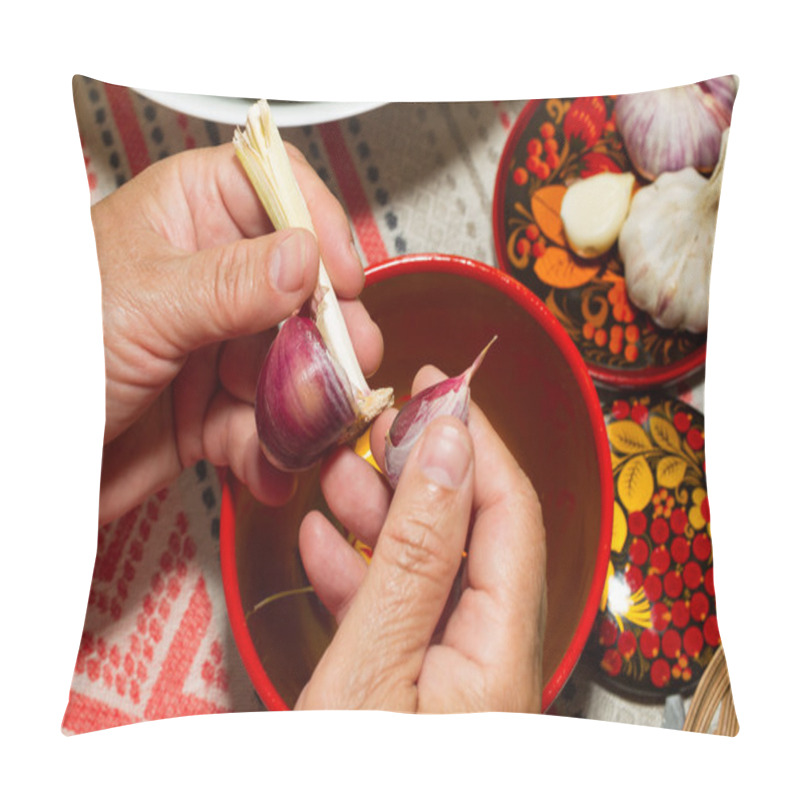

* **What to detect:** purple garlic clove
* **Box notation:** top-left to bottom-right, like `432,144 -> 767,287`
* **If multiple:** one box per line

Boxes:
255,315 -> 391,472
384,337 -> 496,489
615,77 -> 737,181
255,315 -> 354,471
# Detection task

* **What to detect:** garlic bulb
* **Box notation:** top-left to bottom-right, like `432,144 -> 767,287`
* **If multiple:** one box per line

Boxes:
616,76 -> 737,181
234,101 -> 393,471
617,130 -> 729,333
384,337 -> 496,488
560,171 -> 636,258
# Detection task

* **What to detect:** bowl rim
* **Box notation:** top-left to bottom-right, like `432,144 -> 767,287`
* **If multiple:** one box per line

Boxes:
220,252 -> 614,712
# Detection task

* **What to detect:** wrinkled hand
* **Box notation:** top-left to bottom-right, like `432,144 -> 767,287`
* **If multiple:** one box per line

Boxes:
296,366 -> 547,713
94,142 -> 382,525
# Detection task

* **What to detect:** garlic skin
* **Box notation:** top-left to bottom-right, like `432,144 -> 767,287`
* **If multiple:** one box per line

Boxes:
560,172 -> 635,258
618,131 -> 728,333
703,75 -> 738,111
384,337 -> 496,489
616,76 -> 737,181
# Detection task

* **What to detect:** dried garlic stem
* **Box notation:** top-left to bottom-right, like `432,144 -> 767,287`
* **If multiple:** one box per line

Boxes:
246,585 -> 315,620
233,100 -> 370,398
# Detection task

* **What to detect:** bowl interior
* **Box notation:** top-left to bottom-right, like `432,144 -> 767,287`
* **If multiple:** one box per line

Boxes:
225,259 -> 611,710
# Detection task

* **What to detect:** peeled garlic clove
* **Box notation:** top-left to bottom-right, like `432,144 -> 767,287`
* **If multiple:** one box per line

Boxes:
384,337 -> 495,489
560,172 -> 635,258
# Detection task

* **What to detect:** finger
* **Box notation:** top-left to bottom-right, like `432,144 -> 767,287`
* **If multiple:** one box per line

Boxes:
201,390 -> 297,507
217,332 -> 272,405
285,144 -> 365,300
161,227 -> 319,356
464,401 -> 546,597
405,367 -> 546,707
443,404 -> 546,712
317,446 -> 392,547
401,365 -> 546,591
375,363 -> 546,621
410,363 -> 446,395
331,417 -> 475,691
213,141 -> 365,299
191,143 -> 276,243
298,510 -> 367,621
337,298 -> 384,378
98,397 -> 180,526
169,344 -> 225,473
367,405 -> 396,475
176,140 -> 366,308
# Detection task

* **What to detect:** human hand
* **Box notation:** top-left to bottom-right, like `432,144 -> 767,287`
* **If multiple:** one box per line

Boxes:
94,142 -> 382,526
295,366 -> 547,713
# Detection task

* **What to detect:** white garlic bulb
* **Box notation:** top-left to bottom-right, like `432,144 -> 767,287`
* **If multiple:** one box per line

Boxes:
617,131 -> 728,333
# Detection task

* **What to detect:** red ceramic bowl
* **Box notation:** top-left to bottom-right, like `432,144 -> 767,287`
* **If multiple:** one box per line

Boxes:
221,253 -> 613,712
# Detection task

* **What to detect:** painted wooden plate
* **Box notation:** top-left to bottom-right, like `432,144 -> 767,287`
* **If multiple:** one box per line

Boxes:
493,97 -> 707,389
585,393 -> 720,698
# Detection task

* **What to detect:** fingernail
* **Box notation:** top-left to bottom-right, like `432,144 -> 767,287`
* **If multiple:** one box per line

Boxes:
418,420 -> 471,489
270,231 -> 309,293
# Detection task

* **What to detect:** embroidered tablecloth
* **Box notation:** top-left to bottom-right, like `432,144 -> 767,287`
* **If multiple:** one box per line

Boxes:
64,76 -> 704,734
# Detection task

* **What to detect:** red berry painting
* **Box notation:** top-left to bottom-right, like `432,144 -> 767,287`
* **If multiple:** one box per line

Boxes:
589,395 -> 718,698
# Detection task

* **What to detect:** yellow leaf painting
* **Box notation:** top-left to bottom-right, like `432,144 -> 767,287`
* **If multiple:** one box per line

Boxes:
611,500 -> 628,553
656,455 -> 687,489
607,420 -> 653,455
617,455 -> 654,512
649,415 -> 682,454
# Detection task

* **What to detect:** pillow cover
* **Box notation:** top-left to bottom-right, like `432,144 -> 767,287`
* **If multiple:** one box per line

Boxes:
64,75 -> 736,735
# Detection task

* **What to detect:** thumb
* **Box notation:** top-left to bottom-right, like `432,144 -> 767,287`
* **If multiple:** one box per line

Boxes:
307,417 -> 474,709
161,228 -> 318,354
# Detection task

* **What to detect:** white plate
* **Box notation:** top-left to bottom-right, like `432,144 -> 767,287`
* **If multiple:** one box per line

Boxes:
135,89 -> 384,128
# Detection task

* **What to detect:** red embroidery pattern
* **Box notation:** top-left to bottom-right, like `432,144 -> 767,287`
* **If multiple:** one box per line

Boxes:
318,120 -> 390,265
493,100 -> 513,131
63,488 -> 231,734
177,112 -> 197,150
104,82 -> 151,178
144,575 -> 228,720
80,134 -> 98,192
